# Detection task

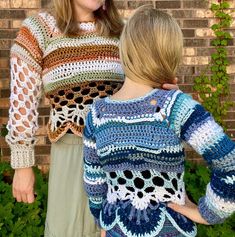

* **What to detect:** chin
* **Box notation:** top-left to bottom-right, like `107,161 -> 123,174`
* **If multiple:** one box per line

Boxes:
81,0 -> 103,11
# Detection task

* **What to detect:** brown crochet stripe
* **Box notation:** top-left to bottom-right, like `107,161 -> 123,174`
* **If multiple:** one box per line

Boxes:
15,26 -> 43,64
43,45 -> 119,69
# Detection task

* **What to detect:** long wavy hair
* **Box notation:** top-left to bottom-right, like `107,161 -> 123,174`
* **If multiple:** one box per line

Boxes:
120,5 -> 183,88
50,0 -> 124,37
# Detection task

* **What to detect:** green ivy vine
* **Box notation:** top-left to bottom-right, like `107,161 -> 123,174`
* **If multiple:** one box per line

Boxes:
193,0 -> 233,127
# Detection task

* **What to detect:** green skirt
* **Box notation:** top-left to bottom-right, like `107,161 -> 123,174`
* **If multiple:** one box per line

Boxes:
44,134 -> 100,237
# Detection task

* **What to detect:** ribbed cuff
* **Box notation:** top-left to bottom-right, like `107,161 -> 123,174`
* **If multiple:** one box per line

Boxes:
10,144 -> 35,169
198,197 -> 226,225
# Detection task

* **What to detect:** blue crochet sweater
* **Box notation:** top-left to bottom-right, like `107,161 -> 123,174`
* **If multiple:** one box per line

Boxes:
83,89 -> 235,237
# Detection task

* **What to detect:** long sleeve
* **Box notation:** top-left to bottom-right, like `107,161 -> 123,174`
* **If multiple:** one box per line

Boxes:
178,93 -> 235,224
5,15 -> 44,169
83,111 -> 107,223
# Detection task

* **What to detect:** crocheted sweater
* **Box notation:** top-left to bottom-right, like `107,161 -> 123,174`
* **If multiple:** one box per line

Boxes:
6,12 -> 124,169
83,89 -> 235,237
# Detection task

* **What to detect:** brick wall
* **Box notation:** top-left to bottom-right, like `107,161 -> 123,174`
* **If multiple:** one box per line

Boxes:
0,0 -> 235,169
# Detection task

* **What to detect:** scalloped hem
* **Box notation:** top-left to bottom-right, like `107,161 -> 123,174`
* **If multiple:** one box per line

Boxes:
99,207 -> 197,237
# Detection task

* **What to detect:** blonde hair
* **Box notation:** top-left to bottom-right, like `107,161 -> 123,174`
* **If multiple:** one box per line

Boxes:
120,5 -> 183,88
51,0 -> 124,37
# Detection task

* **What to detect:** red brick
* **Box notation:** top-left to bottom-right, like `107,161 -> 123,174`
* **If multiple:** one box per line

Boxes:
0,98 -> 10,108
2,147 -> 10,156
0,78 -> 10,89
179,84 -> 195,93
171,10 -> 194,18
0,30 -> 18,39
183,20 -> 208,28
184,39 -> 208,47
0,69 -> 10,80
38,107 -> 50,116
182,29 -> 195,38
0,20 -> 10,28
225,120 -> 235,130
0,89 -> 10,98
0,10 -> 26,19
155,1 -> 181,9
0,58 -> 10,68
178,66 -> 195,75
35,145 -> 51,155
183,0 -> 209,9
36,155 -> 50,165
0,40 -> 11,50
127,1 -> 153,9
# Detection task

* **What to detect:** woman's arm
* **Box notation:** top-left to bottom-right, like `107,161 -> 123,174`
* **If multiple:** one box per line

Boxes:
6,15 -> 45,203
169,93 -> 235,225
83,111 -> 107,224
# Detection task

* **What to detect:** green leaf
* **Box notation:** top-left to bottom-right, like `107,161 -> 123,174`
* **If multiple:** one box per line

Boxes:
0,125 -> 8,138
211,53 -> 219,60
221,40 -> 228,46
211,24 -> 219,31
220,2 -> 230,9
211,65 -> 219,72
211,3 -> 220,11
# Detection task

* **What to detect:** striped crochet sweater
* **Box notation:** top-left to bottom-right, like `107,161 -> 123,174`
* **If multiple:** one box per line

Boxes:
6,12 -> 124,169
83,89 -> 235,237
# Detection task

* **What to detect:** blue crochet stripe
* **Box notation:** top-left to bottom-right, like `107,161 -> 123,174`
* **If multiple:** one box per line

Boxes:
210,171 -> 235,201
83,89 -> 235,233
100,153 -> 185,171
99,149 -> 185,162
85,183 -> 107,197
181,104 -> 211,141
203,135 -> 235,163
198,197 -> 226,225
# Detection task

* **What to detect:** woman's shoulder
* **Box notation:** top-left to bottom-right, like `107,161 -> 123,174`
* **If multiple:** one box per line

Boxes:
21,11 -> 57,33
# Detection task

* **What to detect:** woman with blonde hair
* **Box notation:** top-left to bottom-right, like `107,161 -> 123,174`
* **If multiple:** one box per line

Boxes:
6,0 -> 124,236
83,5 -> 235,237
6,0 -> 177,236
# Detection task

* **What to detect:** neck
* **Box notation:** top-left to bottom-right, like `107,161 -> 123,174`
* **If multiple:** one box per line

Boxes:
72,3 -> 95,22
111,77 -> 154,101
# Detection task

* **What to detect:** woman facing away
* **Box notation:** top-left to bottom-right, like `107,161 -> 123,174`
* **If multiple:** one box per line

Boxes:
83,5 -> 235,237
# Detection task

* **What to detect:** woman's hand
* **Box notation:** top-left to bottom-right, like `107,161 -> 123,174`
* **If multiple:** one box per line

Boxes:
12,167 -> 35,203
167,196 -> 209,225
101,229 -> 106,237
162,77 -> 179,90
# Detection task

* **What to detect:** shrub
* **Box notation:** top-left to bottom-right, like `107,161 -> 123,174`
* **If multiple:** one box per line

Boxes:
0,162 -> 48,237
185,161 -> 235,237
0,161 -> 234,236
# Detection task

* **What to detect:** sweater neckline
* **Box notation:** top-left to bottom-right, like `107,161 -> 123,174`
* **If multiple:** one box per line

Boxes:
79,22 -> 95,32
105,89 -> 158,104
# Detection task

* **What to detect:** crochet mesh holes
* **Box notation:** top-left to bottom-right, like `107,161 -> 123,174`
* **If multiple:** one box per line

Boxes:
109,170 -> 183,201
9,57 -> 41,141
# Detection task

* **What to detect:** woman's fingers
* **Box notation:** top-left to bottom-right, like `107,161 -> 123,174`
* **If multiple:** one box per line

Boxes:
162,83 -> 179,90
27,192 -> 35,203
21,193 -> 28,203
13,186 -> 35,203
101,229 -> 106,237
12,167 -> 35,204
162,77 -> 179,90
167,202 -> 209,225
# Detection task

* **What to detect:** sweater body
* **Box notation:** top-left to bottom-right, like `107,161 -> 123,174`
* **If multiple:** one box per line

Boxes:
83,89 -> 235,237
6,12 -> 124,168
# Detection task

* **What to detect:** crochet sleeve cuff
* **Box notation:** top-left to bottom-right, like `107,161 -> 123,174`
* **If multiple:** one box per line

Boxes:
9,143 -> 35,169
198,196 -> 232,225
